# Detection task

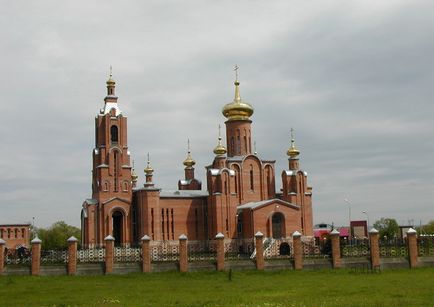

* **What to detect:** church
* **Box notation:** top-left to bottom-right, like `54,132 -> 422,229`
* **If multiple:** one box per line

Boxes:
81,71 -> 314,248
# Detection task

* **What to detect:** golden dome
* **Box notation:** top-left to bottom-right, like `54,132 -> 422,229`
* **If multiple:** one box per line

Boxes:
287,128 -> 300,158
213,125 -> 227,156
183,140 -> 196,168
222,80 -> 254,121
144,153 -> 154,175
214,137 -> 227,156
106,66 -> 116,86
183,152 -> 196,168
131,169 -> 138,182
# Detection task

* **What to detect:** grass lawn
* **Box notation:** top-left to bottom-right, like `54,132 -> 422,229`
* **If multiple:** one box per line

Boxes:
1,267 -> 434,306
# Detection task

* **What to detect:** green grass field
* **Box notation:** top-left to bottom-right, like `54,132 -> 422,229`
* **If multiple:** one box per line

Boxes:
1,267 -> 434,306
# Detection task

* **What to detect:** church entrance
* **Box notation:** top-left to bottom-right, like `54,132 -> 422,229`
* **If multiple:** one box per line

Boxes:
112,211 -> 123,246
272,213 -> 284,239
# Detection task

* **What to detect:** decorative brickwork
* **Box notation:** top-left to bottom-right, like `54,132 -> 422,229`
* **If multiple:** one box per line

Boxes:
31,237 -> 42,276
292,231 -> 303,270
407,229 -> 418,268
369,229 -> 380,269
141,235 -> 151,273
104,236 -> 115,274
179,235 -> 188,272
255,232 -> 265,270
67,236 -> 78,275
330,230 -> 341,269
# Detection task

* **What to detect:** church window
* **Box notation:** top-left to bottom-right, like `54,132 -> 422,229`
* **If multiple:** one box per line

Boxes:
7,229 -> 11,238
166,209 -> 170,240
151,208 -> 154,239
171,209 -> 174,240
123,181 -> 128,191
161,209 -> 165,240
111,125 -> 118,144
14,229 -> 18,238
226,218 -> 229,232
195,209 -> 199,239
224,180 -> 228,194
104,181 -> 109,191
250,166 -> 254,191
237,136 -> 241,155
22,228 -> 25,238
114,152 -> 119,192
231,137 -> 235,154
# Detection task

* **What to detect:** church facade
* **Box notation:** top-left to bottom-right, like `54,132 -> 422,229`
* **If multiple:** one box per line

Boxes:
81,73 -> 314,248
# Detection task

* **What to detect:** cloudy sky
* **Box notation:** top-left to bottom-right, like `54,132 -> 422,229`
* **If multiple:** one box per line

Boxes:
1,1 -> 433,228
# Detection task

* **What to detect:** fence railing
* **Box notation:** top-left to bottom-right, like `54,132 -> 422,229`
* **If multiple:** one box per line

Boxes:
303,240 -> 330,258
41,250 -> 68,264
379,239 -> 408,258
77,248 -> 105,263
224,239 -> 254,260
341,239 -> 369,258
187,240 -> 216,262
418,237 -> 434,257
114,247 -> 141,263
150,241 -> 179,262
264,238 -> 293,260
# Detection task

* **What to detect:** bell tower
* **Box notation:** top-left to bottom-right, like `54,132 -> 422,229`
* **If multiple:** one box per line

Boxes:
83,70 -> 133,248
222,66 -> 254,157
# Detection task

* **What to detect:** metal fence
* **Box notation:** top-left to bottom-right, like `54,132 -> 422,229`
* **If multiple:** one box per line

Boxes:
264,238 -> 293,260
187,240 -> 216,262
418,237 -> 434,257
77,248 -> 105,263
5,248 -> 31,265
303,240 -> 330,258
341,239 -> 369,258
224,239 -> 254,260
114,247 -> 141,263
379,239 -> 408,258
150,241 -> 179,262
41,250 -> 68,264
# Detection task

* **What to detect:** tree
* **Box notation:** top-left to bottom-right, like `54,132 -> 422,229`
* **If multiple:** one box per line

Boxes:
373,217 -> 399,239
418,220 -> 434,234
36,221 -> 81,250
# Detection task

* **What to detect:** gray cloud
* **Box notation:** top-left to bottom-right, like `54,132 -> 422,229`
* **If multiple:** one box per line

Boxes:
1,1 -> 433,228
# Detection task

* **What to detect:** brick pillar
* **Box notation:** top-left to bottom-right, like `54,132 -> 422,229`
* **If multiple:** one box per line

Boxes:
369,228 -> 380,269
407,228 -> 418,268
31,237 -> 42,276
255,231 -> 265,270
104,235 -> 115,274
0,238 -> 5,274
215,232 -> 225,271
292,231 -> 303,270
179,234 -> 188,273
67,236 -> 78,275
141,235 -> 151,273
330,229 -> 341,269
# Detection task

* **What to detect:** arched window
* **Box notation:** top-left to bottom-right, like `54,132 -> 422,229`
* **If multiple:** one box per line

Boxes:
111,125 -> 118,143
249,165 -> 254,191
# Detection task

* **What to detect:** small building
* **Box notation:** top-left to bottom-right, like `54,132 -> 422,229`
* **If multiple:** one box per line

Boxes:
0,224 -> 31,249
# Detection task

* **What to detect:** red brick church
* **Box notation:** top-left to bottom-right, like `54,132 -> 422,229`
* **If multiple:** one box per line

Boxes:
81,72 -> 314,247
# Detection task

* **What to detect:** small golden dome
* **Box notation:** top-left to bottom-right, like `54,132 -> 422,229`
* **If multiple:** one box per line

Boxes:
183,140 -> 196,168
144,153 -> 154,175
213,134 -> 227,156
106,66 -> 116,86
213,125 -> 227,156
222,80 -> 254,121
131,169 -> 138,182
183,152 -> 196,168
287,128 -> 300,158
